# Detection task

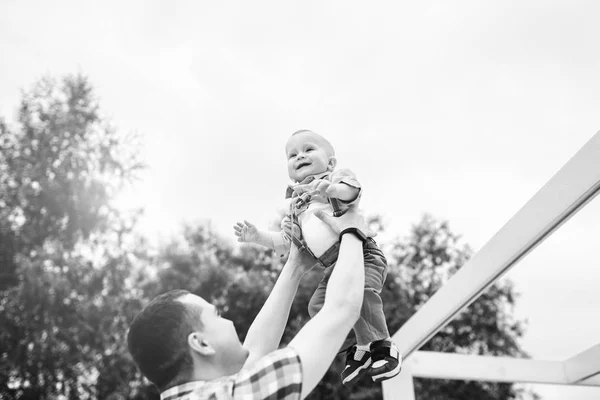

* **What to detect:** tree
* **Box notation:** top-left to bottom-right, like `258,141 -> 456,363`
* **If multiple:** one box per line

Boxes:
141,223 -> 281,346
0,74 -> 146,399
385,214 -> 535,400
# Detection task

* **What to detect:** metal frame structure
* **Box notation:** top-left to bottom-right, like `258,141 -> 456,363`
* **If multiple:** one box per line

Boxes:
383,131 -> 600,399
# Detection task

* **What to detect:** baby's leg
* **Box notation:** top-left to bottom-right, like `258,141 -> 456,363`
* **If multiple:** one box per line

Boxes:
352,246 -> 390,346
307,272 -> 328,318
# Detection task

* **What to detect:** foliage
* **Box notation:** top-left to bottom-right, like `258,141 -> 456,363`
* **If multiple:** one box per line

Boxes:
0,74 -> 145,399
387,214 -> 532,400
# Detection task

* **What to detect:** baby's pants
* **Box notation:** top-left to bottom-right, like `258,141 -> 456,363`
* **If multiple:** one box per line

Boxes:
308,238 -> 390,346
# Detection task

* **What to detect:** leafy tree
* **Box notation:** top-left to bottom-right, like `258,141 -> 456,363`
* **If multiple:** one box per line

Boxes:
142,224 -> 280,345
0,74 -> 145,399
385,214 -> 535,400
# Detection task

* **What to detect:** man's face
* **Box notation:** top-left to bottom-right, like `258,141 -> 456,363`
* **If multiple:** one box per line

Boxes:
286,131 -> 333,182
178,294 -> 249,374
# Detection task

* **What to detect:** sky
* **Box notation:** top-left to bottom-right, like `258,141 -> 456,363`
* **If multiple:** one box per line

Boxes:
1,1 -> 599,398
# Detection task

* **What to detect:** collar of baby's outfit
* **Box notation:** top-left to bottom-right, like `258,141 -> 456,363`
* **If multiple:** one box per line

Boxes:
296,171 -> 330,184
286,171 -> 331,198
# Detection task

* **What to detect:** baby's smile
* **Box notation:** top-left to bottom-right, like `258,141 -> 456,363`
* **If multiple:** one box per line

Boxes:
296,161 -> 311,170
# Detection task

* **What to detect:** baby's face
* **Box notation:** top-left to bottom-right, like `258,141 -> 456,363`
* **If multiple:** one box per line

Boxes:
286,131 -> 333,182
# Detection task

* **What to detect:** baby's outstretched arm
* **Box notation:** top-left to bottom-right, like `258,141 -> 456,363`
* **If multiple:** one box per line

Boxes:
233,220 -> 291,258
234,220 -> 276,249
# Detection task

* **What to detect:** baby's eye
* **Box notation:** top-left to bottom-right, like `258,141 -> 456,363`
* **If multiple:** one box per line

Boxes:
306,147 -> 314,152
289,153 -> 297,159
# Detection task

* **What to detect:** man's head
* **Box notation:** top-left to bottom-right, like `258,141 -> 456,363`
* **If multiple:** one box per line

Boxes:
127,290 -> 249,391
285,130 -> 337,183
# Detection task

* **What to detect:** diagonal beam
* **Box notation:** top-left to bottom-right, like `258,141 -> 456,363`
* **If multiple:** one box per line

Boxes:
581,373 -> 600,386
406,351 -> 598,387
563,344 -> 600,383
392,131 -> 600,360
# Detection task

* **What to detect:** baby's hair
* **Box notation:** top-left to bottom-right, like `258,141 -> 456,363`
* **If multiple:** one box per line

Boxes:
290,129 -> 335,156
291,129 -> 313,136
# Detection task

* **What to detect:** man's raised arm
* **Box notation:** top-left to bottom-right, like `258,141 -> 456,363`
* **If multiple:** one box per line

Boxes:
242,233 -> 316,366
288,209 -> 370,399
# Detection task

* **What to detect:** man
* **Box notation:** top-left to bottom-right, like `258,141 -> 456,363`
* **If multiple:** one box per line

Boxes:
127,209 -> 379,399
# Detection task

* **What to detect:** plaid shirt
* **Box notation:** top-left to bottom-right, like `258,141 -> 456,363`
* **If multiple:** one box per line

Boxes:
160,347 -> 302,400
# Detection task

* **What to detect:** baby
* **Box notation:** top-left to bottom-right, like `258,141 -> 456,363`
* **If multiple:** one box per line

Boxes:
234,130 -> 401,386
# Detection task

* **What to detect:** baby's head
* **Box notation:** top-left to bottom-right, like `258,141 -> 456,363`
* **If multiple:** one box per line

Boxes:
285,130 -> 337,183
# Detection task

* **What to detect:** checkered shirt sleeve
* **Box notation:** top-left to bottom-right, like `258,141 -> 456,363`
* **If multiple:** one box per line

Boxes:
161,378 -> 234,400
162,347 -> 302,400
232,346 -> 302,399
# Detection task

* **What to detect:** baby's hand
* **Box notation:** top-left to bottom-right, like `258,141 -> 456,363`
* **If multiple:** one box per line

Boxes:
311,179 -> 331,198
295,179 -> 344,199
297,179 -> 333,197
323,182 -> 346,199
233,220 -> 260,243
313,180 -> 346,199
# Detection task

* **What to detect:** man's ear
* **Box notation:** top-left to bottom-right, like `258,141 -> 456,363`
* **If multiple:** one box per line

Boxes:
188,332 -> 216,357
328,156 -> 337,171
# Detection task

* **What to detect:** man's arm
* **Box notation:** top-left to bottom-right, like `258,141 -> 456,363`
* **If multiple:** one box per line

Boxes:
242,243 -> 315,366
288,209 -> 369,399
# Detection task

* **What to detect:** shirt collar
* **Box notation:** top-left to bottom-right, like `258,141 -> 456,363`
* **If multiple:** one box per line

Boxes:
298,171 -> 330,184
160,381 -> 206,400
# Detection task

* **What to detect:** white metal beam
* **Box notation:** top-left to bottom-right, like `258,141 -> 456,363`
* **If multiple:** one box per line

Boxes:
392,131 -> 600,359
382,363 -> 415,400
581,373 -> 600,386
563,344 -> 600,383
406,351 -> 600,387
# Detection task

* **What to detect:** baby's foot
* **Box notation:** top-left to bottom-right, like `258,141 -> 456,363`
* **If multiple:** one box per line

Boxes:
340,344 -> 372,387
368,339 -> 402,382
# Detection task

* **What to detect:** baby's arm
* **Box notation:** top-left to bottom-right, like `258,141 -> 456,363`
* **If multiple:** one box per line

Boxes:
326,183 -> 360,202
234,220 -> 277,248
311,169 -> 361,204
233,220 -> 291,258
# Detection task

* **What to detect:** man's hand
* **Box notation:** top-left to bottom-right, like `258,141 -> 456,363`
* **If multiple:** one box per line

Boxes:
314,208 -> 376,238
233,220 -> 260,243
287,243 -> 320,279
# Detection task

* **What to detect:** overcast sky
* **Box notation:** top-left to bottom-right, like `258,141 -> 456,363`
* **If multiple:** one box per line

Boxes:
1,1 -> 599,398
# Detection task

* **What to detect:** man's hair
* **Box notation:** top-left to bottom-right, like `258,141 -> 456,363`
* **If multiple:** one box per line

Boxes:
291,129 -> 335,156
127,289 -> 202,390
